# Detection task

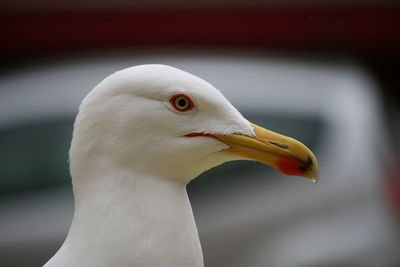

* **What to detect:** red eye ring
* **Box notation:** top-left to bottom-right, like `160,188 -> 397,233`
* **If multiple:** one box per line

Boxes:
169,94 -> 194,112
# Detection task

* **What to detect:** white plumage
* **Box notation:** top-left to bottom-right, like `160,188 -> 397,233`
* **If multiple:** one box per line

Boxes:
44,64 -> 318,267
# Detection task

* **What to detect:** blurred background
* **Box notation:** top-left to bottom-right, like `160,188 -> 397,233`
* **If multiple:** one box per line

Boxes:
1,0 -> 400,266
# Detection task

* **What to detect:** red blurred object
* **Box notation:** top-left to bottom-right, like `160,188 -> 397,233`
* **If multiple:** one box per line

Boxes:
387,161 -> 400,218
0,7 -> 399,58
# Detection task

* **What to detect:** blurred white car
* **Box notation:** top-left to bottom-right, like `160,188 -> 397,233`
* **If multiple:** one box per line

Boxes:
0,51 -> 399,267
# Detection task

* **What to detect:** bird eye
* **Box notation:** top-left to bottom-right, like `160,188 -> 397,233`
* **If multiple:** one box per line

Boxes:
169,94 -> 194,112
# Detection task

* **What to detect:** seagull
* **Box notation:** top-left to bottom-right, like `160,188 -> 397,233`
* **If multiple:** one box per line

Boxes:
44,64 -> 318,267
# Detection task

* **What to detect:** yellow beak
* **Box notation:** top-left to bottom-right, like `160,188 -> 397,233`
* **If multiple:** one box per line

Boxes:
214,122 -> 319,181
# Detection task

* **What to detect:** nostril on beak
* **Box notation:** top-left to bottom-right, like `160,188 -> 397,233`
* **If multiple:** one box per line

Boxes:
269,142 -> 289,149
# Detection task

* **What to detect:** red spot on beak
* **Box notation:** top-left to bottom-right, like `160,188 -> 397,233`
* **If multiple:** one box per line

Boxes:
276,157 -> 305,176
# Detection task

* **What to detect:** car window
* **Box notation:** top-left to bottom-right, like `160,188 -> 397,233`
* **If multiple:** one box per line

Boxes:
0,113 -> 323,197
0,118 -> 73,197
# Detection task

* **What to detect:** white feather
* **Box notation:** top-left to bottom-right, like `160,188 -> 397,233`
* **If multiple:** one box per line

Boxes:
44,64 -> 253,267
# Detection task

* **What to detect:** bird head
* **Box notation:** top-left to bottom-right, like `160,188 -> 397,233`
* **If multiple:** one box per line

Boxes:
70,64 -> 318,184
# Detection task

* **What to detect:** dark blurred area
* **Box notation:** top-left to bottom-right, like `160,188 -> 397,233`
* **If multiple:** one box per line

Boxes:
1,0 -> 400,266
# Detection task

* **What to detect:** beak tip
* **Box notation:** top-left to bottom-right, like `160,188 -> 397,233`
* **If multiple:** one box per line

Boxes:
308,160 -> 319,183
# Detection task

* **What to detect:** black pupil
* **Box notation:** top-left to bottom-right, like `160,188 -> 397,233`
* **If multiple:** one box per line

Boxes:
177,98 -> 187,108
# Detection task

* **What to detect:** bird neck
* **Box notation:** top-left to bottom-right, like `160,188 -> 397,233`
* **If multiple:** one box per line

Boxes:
45,168 -> 204,267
